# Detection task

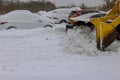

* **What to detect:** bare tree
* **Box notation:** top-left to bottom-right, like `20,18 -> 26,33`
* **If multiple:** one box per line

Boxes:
104,0 -> 111,9
0,0 -> 56,14
80,3 -> 87,9
100,0 -> 116,11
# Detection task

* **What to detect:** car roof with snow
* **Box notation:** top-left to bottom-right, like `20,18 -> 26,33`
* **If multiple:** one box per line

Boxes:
0,10 -> 52,22
43,7 -> 81,16
70,12 -> 106,22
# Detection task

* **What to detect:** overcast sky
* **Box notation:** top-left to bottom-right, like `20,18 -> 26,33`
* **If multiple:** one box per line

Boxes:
48,0 -> 104,7
21,0 -> 104,7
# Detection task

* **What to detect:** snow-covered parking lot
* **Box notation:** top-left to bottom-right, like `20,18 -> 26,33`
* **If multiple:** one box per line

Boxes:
0,24 -> 120,80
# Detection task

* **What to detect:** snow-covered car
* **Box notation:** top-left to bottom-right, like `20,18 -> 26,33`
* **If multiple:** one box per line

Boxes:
0,10 -> 54,30
66,12 -> 106,31
70,12 -> 106,23
42,7 -> 81,24
68,9 -> 100,18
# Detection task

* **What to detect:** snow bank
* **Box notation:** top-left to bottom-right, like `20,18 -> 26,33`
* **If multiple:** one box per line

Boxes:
0,24 -> 120,80
63,26 -> 120,56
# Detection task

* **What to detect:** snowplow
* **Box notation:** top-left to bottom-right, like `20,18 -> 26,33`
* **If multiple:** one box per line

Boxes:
91,0 -> 120,51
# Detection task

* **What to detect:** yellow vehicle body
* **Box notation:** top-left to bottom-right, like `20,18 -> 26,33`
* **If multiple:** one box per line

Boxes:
91,0 -> 120,51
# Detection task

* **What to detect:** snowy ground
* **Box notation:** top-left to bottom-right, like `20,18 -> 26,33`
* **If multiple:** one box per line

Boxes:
0,24 -> 120,80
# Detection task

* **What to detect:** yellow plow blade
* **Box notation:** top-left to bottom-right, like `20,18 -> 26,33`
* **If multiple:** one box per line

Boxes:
91,18 -> 116,51
90,1 -> 120,51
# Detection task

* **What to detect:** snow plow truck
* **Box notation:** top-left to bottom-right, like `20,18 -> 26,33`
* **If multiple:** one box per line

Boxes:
91,0 -> 120,51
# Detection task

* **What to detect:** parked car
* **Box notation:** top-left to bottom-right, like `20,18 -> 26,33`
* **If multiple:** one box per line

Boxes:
0,10 -> 54,30
42,7 -> 81,24
68,9 -> 100,18
67,9 -> 102,23
66,12 -> 106,31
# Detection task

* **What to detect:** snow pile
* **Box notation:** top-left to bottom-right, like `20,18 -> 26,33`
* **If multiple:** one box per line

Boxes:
63,27 -> 97,55
0,24 -> 120,80
63,26 -> 120,56
36,11 -> 47,15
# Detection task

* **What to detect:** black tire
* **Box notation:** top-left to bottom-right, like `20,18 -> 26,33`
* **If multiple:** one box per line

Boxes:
65,23 -> 73,32
76,21 -> 86,26
59,20 -> 67,24
7,26 -> 17,30
44,25 -> 53,28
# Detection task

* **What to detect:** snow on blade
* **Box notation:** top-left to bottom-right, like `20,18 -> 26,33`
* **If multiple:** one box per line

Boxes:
63,26 -> 120,56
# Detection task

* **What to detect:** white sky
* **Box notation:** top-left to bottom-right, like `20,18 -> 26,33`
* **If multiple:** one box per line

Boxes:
48,0 -> 104,7
21,0 -> 104,7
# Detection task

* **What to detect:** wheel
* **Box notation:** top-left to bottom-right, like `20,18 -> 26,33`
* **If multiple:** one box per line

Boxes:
43,25 -> 53,28
66,23 -> 73,32
7,26 -> 17,30
59,20 -> 67,24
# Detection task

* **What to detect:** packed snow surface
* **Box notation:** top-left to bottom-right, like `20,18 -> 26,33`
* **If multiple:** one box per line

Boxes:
0,24 -> 120,80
